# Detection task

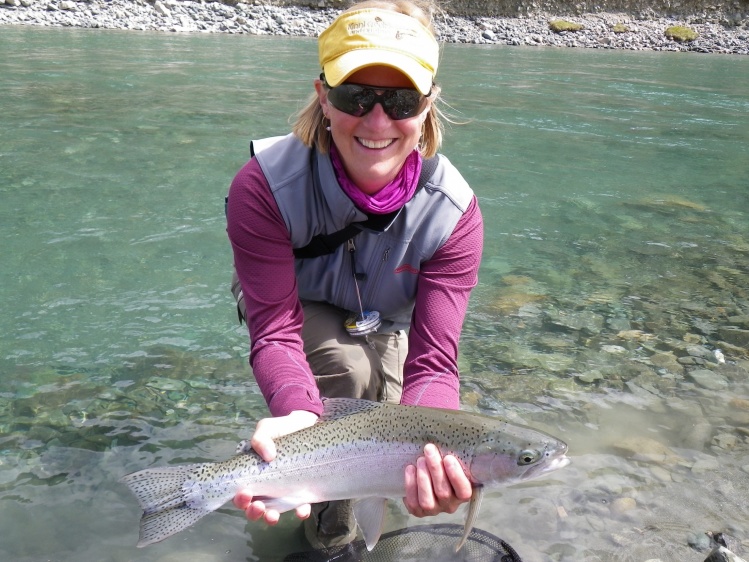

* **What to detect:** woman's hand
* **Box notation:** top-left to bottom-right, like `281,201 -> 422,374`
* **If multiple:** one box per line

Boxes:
403,443 -> 474,517
233,410 -> 318,525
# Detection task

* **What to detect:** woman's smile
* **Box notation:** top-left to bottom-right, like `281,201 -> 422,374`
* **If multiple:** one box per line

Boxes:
317,65 -> 430,195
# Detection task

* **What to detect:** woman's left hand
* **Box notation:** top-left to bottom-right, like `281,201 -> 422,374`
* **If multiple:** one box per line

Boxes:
403,443 -> 474,517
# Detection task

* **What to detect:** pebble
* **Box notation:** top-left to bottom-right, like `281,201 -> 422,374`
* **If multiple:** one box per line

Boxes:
0,0 -> 747,55
691,456 -> 720,473
609,496 -> 637,515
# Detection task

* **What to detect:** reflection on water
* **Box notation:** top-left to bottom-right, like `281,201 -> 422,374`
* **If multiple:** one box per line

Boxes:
1,27 -> 748,562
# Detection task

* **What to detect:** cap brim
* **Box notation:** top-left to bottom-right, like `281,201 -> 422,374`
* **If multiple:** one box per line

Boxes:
324,49 -> 434,95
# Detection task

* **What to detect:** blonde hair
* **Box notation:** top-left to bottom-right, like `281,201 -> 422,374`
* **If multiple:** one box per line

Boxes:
292,0 -> 444,159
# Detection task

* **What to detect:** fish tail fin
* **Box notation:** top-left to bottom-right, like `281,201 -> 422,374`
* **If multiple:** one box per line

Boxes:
120,464 -> 212,547
137,503 -> 211,547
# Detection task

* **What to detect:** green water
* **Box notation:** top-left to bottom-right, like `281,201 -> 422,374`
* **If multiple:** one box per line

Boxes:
1,26 -> 748,561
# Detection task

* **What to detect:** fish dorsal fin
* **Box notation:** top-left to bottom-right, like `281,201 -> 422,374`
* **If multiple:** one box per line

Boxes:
353,497 -> 387,551
319,398 -> 382,422
455,486 -> 484,552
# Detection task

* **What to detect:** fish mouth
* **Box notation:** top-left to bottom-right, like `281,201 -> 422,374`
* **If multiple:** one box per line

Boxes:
548,455 -> 571,471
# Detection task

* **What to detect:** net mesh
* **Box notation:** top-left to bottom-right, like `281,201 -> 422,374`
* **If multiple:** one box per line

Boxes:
283,523 -> 523,562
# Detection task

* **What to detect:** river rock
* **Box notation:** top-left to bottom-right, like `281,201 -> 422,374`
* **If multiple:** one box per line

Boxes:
686,344 -> 718,361
609,496 -> 637,515
679,421 -> 713,451
704,546 -> 748,562
691,455 -> 720,473
711,432 -> 738,451
611,436 -> 681,464
717,327 -> 749,348
650,351 -> 684,374
726,315 -> 749,329
1,0 -> 748,54
688,369 -> 729,390
545,308 -> 605,334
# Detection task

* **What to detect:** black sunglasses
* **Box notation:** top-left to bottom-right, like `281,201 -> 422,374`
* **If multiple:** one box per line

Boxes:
322,76 -> 432,121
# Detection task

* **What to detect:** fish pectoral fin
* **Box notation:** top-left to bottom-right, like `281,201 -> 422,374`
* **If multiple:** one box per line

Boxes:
352,497 -> 387,551
456,486 -> 484,552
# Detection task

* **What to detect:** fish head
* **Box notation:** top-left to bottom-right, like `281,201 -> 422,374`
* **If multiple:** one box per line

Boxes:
468,425 -> 570,487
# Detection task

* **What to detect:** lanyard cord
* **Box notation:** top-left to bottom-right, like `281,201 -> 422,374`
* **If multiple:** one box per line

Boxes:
347,239 -> 367,319
346,238 -> 379,352
345,238 -> 391,399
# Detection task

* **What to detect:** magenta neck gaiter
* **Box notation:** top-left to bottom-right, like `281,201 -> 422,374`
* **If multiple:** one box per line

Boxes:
330,143 -> 422,215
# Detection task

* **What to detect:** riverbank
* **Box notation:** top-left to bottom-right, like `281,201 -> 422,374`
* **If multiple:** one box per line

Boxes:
1,0 -> 748,54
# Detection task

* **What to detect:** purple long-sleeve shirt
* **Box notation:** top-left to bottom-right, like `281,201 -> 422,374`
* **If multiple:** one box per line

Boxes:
226,157 -> 483,417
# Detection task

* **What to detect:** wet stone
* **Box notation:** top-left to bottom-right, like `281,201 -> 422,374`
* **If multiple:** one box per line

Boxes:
576,369 -> 604,384
688,369 -> 729,390
607,317 -> 632,331
609,496 -> 637,515
145,376 -> 187,392
650,352 -> 684,374
544,308 -> 605,335
691,456 -> 720,473
730,398 -> 749,411
611,436 -> 681,465
703,546 -> 746,562
680,355 -> 707,366
679,421 -> 713,451
717,327 -> 749,348
688,531 -> 713,551
726,315 -> 749,329
712,433 -> 738,451
650,465 -> 672,482
687,344 -> 718,361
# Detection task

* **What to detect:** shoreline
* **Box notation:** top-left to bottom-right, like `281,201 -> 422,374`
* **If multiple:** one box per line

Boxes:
1,0 -> 748,54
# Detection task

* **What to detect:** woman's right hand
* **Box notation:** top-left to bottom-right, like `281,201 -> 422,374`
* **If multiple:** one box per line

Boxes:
232,409 -> 319,525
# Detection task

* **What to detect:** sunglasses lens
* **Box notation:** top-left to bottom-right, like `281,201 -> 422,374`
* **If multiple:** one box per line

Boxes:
383,89 -> 424,119
327,84 -> 426,120
327,85 -> 371,116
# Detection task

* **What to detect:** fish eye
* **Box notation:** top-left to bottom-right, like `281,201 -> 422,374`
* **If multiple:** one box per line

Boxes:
518,449 -> 540,465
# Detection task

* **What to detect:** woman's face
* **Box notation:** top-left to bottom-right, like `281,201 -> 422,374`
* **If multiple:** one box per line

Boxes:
316,65 -> 430,194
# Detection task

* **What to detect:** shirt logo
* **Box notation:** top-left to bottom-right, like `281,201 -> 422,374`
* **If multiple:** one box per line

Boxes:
395,264 -> 419,274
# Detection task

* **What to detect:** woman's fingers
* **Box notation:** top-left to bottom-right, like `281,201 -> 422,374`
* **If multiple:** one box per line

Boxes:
403,444 -> 473,517
250,410 -> 319,462
234,410 -> 319,523
295,503 -> 312,520
444,454 -> 474,502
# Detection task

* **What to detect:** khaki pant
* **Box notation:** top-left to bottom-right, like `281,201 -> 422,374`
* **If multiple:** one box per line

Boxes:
300,300 -> 407,549
232,272 -> 407,549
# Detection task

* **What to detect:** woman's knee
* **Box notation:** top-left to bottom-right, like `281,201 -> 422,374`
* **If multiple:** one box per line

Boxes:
308,341 -> 381,400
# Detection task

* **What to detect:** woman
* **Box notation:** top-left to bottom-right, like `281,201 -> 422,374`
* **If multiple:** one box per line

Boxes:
226,0 -> 484,549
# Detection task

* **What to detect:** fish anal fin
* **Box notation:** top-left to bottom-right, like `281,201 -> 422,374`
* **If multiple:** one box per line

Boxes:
456,486 -> 484,552
353,497 -> 387,551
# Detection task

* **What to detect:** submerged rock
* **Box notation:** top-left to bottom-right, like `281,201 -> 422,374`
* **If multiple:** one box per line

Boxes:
687,369 -> 729,390
704,546 -> 748,562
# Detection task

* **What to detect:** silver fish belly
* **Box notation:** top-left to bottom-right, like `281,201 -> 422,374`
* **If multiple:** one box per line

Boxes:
121,398 -> 570,550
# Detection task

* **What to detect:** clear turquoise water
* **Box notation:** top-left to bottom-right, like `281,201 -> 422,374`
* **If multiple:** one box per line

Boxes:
1,26 -> 748,562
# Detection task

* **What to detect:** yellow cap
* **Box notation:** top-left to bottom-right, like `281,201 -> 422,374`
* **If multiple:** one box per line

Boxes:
318,8 -> 439,95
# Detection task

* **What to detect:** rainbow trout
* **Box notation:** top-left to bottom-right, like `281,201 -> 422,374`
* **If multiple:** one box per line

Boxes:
121,398 -> 569,550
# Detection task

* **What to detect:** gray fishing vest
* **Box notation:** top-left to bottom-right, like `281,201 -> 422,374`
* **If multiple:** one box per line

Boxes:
251,134 -> 474,333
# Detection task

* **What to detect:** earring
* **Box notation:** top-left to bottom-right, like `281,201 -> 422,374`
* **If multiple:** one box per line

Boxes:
323,114 -> 331,132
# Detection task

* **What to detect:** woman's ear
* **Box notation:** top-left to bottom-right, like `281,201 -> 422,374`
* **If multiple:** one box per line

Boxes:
314,78 -> 329,115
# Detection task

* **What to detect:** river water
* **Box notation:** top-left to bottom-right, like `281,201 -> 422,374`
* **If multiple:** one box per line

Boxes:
1,26 -> 748,562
